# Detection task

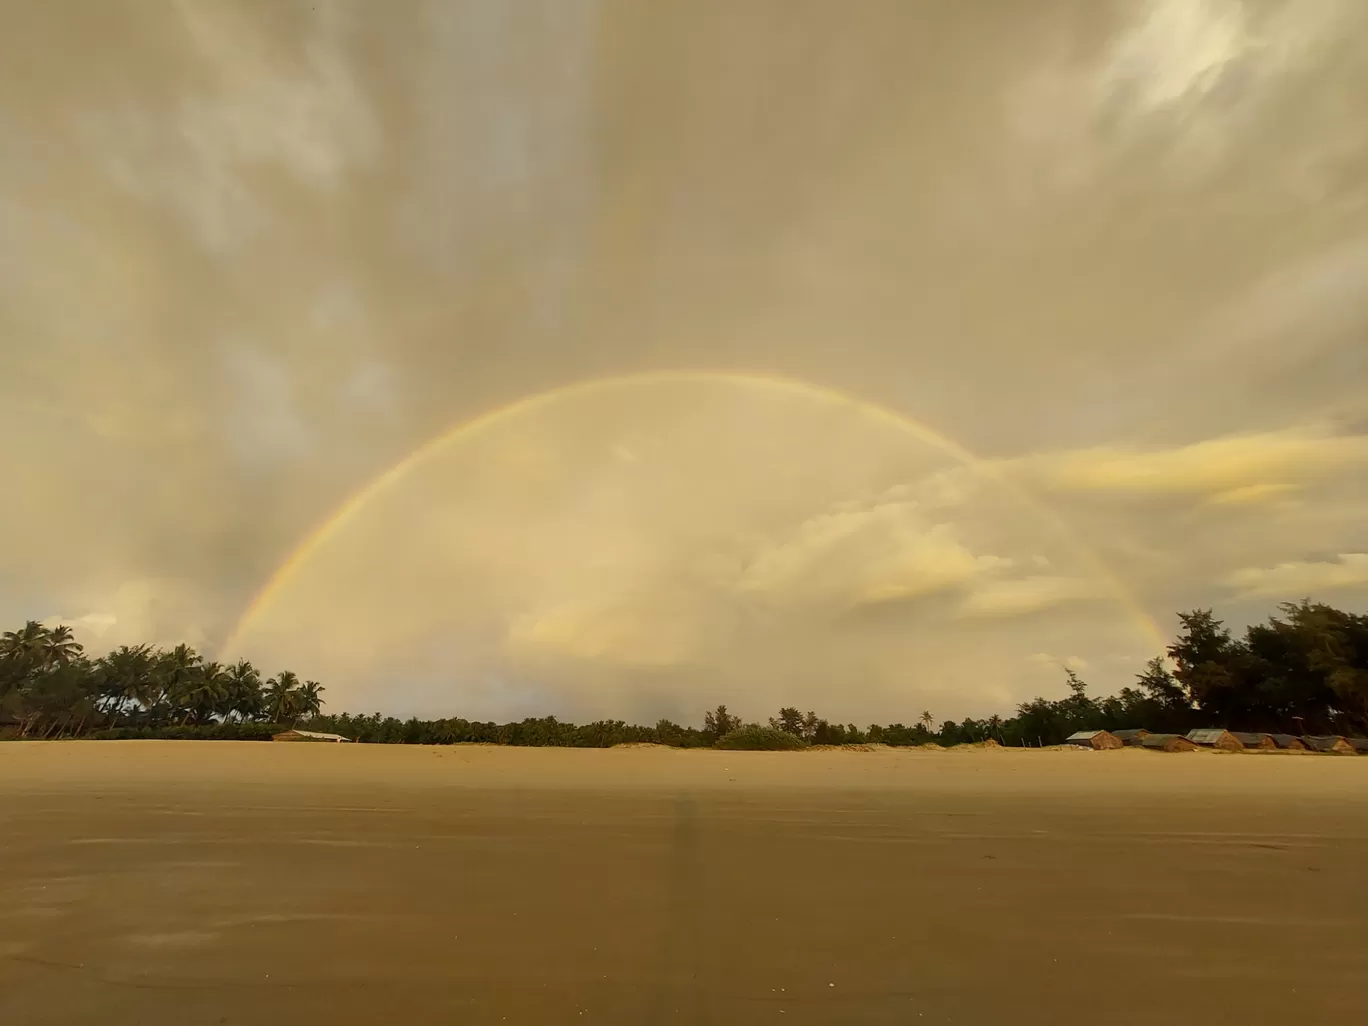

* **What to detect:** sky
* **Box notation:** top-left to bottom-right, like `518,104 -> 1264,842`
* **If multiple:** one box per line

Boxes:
3,0 -> 1367,724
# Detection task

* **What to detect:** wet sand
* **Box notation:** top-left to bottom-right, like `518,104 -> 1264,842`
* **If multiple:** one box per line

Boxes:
2,742 -> 1365,1025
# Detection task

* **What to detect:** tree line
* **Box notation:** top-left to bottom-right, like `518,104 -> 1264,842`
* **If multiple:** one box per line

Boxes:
0,622 -> 322,739
3,599 -> 1365,745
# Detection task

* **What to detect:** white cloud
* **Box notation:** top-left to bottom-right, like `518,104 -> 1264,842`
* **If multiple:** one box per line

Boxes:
1100,0 -> 1252,114
52,580 -> 214,654
736,502 -> 1007,609
1008,0 -> 1347,191
217,345 -> 314,464
46,612 -> 117,638
341,361 -> 401,416
505,596 -> 701,669
959,576 -> 1102,618
1028,652 -> 1092,672
1225,553 -> 1368,598
89,2 -> 377,253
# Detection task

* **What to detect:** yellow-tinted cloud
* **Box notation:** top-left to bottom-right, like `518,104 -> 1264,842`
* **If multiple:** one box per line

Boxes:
1015,428 -> 1368,497
736,505 -> 1007,610
1225,553 -> 1368,598
1204,482 -> 1301,506
505,596 -> 702,669
1028,652 -> 1091,672
960,576 -> 1103,618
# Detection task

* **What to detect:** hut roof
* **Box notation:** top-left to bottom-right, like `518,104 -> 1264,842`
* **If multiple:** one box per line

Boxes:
1348,737 -> 1368,754
1301,735 -> 1352,753
1063,729 -> 1123,749
1268,734 -> 1305,749
1112,728 -> 1150,741
1186,728 -> 1238,746
1140,733 -> 1197,751
1230,731 -> 1272,746
272,729 -> 352,742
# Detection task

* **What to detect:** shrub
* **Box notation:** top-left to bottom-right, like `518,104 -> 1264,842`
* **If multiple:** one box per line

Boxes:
84,723 -> 287,741
714,724 -> 809,751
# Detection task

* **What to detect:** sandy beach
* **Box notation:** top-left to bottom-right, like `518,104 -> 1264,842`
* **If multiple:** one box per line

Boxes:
2,741 -> 1365,1025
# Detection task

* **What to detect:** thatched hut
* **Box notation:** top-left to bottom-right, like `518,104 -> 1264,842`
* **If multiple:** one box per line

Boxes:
1302,735 -> 1355,754
1231,731 -> 1276,750
1139,733 -> 1198,752
1268,734 -> 1306,750
1112,728 -> 1151,746
1186,729 -> 1244,752
1064,730 -> 1123,750
1348,737 -> 1368,754
272,729 -> 352,743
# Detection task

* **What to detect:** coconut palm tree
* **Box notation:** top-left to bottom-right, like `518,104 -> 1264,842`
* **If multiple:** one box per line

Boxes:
920,710 -> 935,732
298,680 -> 325,720
95,644 -> 157,722
42,625 -> 83,668
156,644 -> 203,726
1,620 -> 48,660
221,659 -> 263,721
263,671 -> 300,724
180,661 -> 227,725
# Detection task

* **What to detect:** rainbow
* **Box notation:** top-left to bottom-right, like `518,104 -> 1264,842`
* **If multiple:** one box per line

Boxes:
221,370 -> 1165,656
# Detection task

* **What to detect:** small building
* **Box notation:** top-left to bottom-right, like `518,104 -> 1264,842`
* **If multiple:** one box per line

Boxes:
1302,735 -> 1355,754
1140,733 -> 1198,752
1064,730 -> 1123,750
1113,728 -> 1151,746
1186,728 -> 1244,752
1348,737 -> 1368,754
1268,734 -> 1306,751
272,729 -> 352,743
1230,731 -> 1276,750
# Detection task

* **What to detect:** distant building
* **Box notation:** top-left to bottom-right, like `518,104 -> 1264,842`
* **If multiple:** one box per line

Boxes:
1348,737 -> 1368,754
1139,733 -> 1198,752
1112,728 -> 1151,746
272,729 -> 352,743
1230,731 -> 1276,750
1064,730 -> 1123,750
1268,734 -> 1306,751
1301,735 -> 1355,754
1186,729 -> 1244,752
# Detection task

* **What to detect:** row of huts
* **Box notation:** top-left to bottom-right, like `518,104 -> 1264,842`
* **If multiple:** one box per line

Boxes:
1065,728 -> 1368,753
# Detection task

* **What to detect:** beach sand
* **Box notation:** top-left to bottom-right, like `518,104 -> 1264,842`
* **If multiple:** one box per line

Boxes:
2,741 -> 1365,1024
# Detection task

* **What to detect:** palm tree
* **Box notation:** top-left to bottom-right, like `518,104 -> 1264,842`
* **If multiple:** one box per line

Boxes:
264,671 -> 300,724
181,661 -> 227,725
42,625 -> 83,668
1,620 -> 48,660
96,644 -> 157,722
221,660 -> 263,722
297,680 -> 325,720
156,644 -> 202,726
920,710 -> 935,732
987,714 -> 1004,741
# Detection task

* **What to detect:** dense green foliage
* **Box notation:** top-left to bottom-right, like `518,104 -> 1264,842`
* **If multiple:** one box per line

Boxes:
0,622 -> 322,739
303,712 -> 695,748
85,723 -> 289,741
4,599 -> 1366,746
715,724 -> 810,750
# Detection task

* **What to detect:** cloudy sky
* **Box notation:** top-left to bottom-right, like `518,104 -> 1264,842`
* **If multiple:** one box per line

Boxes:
3,0 -> 1366,724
